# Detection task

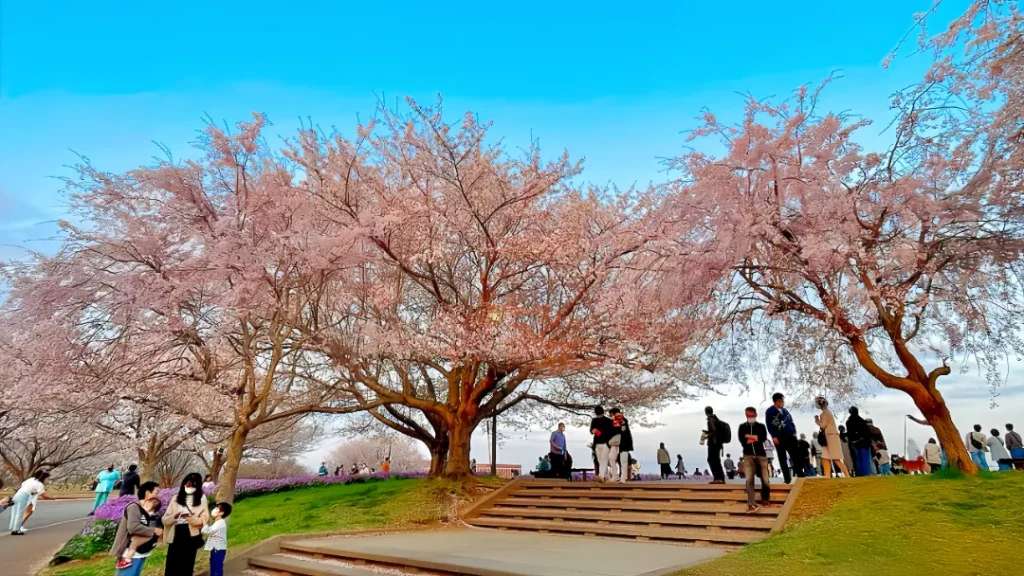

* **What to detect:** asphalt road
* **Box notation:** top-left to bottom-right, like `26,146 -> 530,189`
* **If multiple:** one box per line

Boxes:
0,499 -> 94,576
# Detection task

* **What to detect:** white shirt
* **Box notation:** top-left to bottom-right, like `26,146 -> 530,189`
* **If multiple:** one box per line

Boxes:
14,478 -> 45,504
967,431 -> 987,453
988,437 -> 1011,461
202,518 -> 228,551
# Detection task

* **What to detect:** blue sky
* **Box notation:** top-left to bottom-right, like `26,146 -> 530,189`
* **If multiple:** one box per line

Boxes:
6,0 -> 1016,471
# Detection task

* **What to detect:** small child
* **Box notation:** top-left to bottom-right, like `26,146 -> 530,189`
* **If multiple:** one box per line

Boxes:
202,502 -> 232,576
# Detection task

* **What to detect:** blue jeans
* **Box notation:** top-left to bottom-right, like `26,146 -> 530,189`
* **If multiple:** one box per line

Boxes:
971,451 -> 989,471
210,549 -> 226,576
116,557 -> 146,576
879,463 -> 892,476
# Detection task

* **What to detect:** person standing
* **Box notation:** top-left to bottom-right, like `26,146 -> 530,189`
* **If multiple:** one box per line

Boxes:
91,465 -> 121,515
163,472 -> 210,576
112,481 -> 163,576
988,429 -> 1012,471
202,502 -> 232,576
8,470 -> 50,535
796,434 -> 813,477
1005,423 -> 1024,470
549,422 -> 568,478
814,397 -> 851,478
120,465 -> 142,498
838,425 -> 856,476
318,462 -> 328,477
846,407 -> 873,477
675,454 -> 686,479
737,407 -> 771,512
723,454 -> 737,480
590,406 -> 614,481
764,393 -> 805,484
703,406 -> 727,484
966,425 -> 990,471
609,408 -> 633,482
923,438 -> 943,473
657,443 -> 672,479
866,419 -> 887,474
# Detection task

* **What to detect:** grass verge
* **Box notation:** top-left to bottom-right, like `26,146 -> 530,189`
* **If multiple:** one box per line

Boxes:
677,471 -> 1024,576
42,476 -> 495,576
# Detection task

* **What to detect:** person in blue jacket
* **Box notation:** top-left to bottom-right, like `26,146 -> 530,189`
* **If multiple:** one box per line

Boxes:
764,392 -> 806,484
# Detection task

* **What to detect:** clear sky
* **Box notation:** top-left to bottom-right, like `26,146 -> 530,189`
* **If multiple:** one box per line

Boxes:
4,0 -> 1018,473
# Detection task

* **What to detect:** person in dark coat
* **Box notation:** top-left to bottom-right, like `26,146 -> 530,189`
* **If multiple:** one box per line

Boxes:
609,408 -> 634,482
846,407 -> 874,477
119,464 -> 141,498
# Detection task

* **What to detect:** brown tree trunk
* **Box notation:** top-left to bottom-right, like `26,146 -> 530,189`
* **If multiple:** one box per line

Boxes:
209,448 -> 225,483
215,426 -> 250,503
908,384 -> 977,474
428,436 -> 449,477
444,421 -> 475,477
138,449 -> 161,482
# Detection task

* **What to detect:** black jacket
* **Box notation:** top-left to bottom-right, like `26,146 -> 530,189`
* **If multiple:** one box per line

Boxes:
590,415 -> 614,445
119,471 -> 140,497
613,417 -> 634,452
737,421 -> 768,457
845,414 -> 871,448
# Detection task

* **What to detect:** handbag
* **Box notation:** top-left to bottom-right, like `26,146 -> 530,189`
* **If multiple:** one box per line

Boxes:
817,429 -> 828,446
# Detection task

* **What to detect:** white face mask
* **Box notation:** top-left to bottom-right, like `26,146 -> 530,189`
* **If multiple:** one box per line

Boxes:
747,418 -> 756,424
184,487 -> 196,495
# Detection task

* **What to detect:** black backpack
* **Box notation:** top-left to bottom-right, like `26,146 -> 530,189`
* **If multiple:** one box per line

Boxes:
716,419 -> 732,444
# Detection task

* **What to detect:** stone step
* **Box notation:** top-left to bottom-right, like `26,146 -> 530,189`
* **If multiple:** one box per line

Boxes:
511,487 -> 787,503
498,496 -> 778,516
481,506 -> 776,530
248,553 -> 389,576
469,516 -> 761,545
277,541 -> 501,576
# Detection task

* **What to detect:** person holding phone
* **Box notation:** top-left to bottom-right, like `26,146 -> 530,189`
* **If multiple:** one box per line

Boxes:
162,473 -> 209,576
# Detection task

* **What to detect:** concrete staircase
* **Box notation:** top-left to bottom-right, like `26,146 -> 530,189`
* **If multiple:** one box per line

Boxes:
241,479 -> 798,576
463,478 -> 792,548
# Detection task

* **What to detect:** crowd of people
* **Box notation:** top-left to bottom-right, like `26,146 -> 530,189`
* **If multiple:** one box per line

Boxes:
535,394 -> 1023,511
319,458 -> 391,478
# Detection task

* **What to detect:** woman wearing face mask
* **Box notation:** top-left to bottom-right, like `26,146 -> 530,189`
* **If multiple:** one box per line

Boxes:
162,472 -> 209,576
111,481 -> 163,576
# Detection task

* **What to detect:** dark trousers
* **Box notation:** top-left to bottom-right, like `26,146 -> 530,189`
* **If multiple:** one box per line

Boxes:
209,549 -> 226,576
549,452 -> 567,478
707,443 -> 725,481
775,435 -> 806,483
660,463 -> 672,478
742,455 -> 771,506
165,525 -> 200,576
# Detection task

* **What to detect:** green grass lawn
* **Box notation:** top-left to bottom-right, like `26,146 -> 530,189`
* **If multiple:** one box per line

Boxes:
42,477 -> 463,576
677,471 -> 1024,576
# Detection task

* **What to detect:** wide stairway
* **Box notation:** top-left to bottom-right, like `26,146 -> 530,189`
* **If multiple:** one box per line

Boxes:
464,478 -> 791,548
243,479 -> 795,575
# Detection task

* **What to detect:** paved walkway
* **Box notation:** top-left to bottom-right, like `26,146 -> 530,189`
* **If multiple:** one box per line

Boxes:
0,499 -> 93,576
302,528 -> 726,576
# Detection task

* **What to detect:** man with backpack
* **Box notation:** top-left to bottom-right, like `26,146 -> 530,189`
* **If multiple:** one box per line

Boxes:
703,406 -> 728,484
966,424 -> 990,471
764,392 -> 806,484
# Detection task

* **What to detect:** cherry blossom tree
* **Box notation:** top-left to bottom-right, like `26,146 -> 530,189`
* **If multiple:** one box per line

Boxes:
289,101 -> 717,476
669,1 -> 1023,473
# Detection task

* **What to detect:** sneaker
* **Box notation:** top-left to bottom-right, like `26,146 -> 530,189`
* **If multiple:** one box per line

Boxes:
116,557 -> 133,570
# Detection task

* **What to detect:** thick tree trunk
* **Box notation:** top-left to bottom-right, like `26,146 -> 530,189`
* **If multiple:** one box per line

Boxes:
428,436 -> 449,477
209,448 -> 225,483
443,421 -> 475,477
909,385 -> 977,474
137,448 -> 161,482
215,427 -> 249,503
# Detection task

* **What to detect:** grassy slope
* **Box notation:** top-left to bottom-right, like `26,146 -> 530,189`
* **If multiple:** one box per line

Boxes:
42,477 -> 468,576
678,472 -> 1024,576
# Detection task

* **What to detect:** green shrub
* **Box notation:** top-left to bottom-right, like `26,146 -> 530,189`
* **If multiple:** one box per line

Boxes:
51,520 -> 118,565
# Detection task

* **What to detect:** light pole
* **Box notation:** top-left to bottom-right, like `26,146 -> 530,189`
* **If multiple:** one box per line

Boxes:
490,413 -> 498,477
